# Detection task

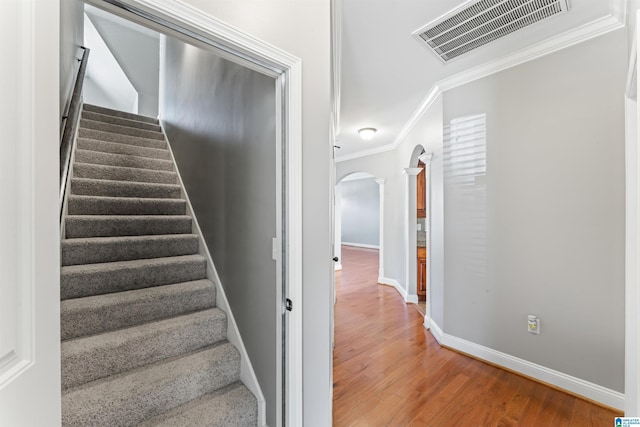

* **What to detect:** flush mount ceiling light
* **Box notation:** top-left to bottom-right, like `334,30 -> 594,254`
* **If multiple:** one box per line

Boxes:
358,128 -> 377,140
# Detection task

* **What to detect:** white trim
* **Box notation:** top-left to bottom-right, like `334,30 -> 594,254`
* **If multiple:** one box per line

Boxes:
105,2 -> 304,424
403,168 -> 421,307
374,178 -> 386,280
336,11 -> 624,163
334,263 -> 343,271
426,317 -> 625,410
378,277 -> 418,304
162,125 -> 268,424
625,15 -> 640,416
342,242 -> 380,250
419,154 -> 434,330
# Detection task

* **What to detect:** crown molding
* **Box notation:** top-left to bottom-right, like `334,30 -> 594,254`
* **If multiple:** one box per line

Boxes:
336,6 -> 625,164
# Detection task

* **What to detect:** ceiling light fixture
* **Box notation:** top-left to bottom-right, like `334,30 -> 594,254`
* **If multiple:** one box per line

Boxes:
358,128 -> 377,140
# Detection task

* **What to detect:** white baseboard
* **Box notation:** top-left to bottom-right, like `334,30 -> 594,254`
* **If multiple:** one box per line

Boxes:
342,242 -> 380,250
378,276 -> 419,305
426,317 -> 625,411
334,263 -> 342,271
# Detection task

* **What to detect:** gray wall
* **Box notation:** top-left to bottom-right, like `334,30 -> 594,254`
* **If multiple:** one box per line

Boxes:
160,36 -> 278,426
59,0 -> 84,118
340,178 -> 379,246
442,29 -> 627,392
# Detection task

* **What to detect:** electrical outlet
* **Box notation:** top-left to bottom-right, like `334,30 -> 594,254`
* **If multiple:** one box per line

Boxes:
417,223 -> 422,231
527,315 -> 540,335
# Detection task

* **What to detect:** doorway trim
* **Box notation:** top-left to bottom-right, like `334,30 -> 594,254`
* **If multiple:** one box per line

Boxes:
418,152 -> 433,327
403,167 -> 421,303
84,1 -> 303,425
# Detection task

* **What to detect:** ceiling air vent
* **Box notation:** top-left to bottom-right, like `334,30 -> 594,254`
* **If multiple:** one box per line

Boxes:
413,0 -> 570,63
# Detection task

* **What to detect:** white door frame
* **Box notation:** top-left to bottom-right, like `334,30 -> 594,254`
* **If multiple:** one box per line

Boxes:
625,15 -> 640,417
0,0 -> 62,425
403,168 -> 421,303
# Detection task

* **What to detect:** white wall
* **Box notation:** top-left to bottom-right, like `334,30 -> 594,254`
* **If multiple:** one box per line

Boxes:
340,178 -> 379,247
85,5 -> 160,117
165,1 -> 332,424
60,0 -> 84,118
83,13 -> 138,113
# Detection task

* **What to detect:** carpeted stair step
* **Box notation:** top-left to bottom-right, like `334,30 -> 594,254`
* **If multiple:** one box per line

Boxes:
78,128 -> 167,150
62,343 -> 241,427
82,110 -> 162,132
67,195 -> 186,216
80,118 -> 165,141
62,308 -> 227,389
73,163 -> 177,185
77,138 -> 171,160
70,178 -> 182,199
62,234 -> 198,266
60,280 -> 216,340
65,215 -> 192,238
60,254 -> 207,300
83,103 -> 159,124
138,382 -> 258,427
75,149 -> 174,171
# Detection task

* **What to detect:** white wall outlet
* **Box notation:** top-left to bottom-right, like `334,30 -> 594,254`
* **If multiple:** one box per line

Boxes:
527,315 -> 540,335
417,223 -> 422,231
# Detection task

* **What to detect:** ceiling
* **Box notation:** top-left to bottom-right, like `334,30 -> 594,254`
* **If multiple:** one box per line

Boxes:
336,0 -> 625,161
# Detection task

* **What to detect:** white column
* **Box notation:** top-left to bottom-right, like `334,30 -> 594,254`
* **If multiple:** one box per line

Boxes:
334,183 -> 342,271
403,168 -> 422,303
374,178 -> 386,281
418,153 -> 433,326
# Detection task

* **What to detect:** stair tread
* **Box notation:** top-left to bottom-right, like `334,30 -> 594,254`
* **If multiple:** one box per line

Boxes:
82,110 -> 161,132
62,308 -> 227,389
79,128 -> 167,149
80,118 -> 165,140
71,177 -> 181,190
63,232 -> 196,243
61,280 -> 216,341
68,194 -> 186,203
61,254 -> 205,275
138,382 -> 257,427
62,343 -> 240,427
77,138 -> 171,160
75,149 -> 174,171
73,162 -> 177,176
83,104 -> 159,124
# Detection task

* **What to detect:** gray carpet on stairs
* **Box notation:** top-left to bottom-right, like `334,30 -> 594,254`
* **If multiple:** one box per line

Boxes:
61,104 -> 257,426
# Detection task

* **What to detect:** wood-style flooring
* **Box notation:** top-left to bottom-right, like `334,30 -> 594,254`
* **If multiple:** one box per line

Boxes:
332,245 -> 622,426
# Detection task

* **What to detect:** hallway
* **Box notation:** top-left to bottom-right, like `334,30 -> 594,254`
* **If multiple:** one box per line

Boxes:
332,246 -> 621,426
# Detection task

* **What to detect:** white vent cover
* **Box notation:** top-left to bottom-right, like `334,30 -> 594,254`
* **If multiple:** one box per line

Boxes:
413,0 -> 570,63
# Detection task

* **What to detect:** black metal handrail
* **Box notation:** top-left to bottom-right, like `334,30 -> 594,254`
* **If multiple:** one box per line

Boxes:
60,46 -> 90,219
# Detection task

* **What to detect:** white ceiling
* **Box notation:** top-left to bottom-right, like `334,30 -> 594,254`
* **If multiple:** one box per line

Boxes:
336,0 -> 625,161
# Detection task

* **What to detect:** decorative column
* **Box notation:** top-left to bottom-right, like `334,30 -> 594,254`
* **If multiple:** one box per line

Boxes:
403,168 -> 422,303
418,153 -> 433,324
374,178 -> 386,281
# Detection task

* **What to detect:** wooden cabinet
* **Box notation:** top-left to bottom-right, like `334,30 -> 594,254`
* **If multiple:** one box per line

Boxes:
417,247 -> 426,299
417,160 -> 426,218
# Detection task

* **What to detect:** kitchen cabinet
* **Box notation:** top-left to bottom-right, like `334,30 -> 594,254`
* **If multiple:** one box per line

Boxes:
417,247 -> 426,299
417,160 -> 426,218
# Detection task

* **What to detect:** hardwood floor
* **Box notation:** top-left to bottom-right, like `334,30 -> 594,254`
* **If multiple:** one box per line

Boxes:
332,245 -> 621,426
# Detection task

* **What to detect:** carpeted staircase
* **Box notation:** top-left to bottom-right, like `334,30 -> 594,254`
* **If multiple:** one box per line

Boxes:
60,104 -> 258,426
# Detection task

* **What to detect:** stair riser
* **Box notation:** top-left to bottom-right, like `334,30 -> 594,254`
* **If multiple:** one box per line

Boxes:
75,149 -> 174,171
60,281 -> 216,340
62,344 -> 241,427
138,384 -> 258,427
77,139 -> 171,160
70,179 -> 182,199
74,163 -> 177,185
67,197 -> 186,216
78,128 -> 167,150
81,119 -> 165,141
62,235 -> 197,266
82,111 -> 162,132
61,258 -> 206,299
62,310 -> 227,389
83,104 -> 159,124
65,217 -> 192,238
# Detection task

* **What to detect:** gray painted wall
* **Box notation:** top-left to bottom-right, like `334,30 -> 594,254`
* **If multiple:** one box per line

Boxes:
340,178 -> 379,246
442,29 -> 626,392
59,0 -> 84,118
160,36 -> 278,426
